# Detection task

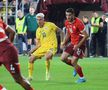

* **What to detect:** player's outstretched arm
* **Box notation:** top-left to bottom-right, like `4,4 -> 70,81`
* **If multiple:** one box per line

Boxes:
74,30 -> 89,50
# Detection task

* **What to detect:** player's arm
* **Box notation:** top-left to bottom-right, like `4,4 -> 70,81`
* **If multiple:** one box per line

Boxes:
5,26 -> 15,42
61,29 -> 70,45
29,38 -> 41,55
74,30 -> 89,50
60,29 -> 70,49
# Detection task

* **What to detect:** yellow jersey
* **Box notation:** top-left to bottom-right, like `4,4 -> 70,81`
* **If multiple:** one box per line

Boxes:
36,22 -> 58,48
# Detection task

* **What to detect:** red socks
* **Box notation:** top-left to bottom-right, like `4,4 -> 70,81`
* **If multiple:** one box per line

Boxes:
75,65 -> 84,77
0,85 -> 3,89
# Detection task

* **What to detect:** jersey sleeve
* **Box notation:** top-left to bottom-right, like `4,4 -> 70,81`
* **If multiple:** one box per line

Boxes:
3,21 -> 8,30
77,20 -> 85,32
50,22 -> 58,32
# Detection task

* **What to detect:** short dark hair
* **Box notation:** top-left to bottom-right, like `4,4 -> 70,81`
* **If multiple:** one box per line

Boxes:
66,8 -> 75,14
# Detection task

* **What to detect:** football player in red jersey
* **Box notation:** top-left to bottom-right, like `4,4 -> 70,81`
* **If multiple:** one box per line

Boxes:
61,8 -> 89,83
0,18 -> 34,90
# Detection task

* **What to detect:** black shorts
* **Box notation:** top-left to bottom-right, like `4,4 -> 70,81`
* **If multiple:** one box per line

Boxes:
27,30 -> 36,39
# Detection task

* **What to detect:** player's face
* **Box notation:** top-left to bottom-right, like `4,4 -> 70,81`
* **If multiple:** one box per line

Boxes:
36,17 -> 44,27
65,12 -> 75,22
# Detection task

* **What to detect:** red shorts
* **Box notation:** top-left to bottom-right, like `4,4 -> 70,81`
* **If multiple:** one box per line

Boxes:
0,40 -> 20,75
64,43 -> 85,58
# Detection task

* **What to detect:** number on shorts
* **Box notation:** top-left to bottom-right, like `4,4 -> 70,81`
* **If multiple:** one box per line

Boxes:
76,48 -> 81,56
10,64 -> 15,71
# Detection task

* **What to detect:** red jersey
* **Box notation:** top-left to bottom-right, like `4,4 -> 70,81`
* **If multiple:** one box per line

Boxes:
0,19 -> 8,42
65,18 -> 85,45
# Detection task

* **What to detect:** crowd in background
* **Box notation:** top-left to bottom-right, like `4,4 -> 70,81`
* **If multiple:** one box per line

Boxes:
0,0 -> 108,57
82,12 -> 107,57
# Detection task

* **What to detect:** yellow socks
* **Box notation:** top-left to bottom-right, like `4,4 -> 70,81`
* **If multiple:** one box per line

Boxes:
28,62 -> 34,78
45,60 -> 50,73
45,60 -> 51,80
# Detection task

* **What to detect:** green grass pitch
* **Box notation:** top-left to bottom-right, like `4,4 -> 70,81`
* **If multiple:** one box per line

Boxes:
0,56 -> 108,90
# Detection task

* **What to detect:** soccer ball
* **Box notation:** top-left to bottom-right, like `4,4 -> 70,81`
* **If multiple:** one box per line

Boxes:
0,85 -> 7,90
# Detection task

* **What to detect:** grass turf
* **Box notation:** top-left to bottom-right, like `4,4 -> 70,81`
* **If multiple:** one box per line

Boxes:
0,56 -> 108,90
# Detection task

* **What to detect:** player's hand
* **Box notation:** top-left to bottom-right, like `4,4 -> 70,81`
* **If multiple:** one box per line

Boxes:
73,45 -> 79,50
60,42 -> 65,49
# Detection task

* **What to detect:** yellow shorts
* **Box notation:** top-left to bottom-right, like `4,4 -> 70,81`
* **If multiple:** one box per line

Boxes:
32,46 -> 57,58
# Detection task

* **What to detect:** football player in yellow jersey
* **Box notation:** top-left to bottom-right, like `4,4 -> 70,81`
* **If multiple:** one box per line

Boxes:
28,13 -> 63,81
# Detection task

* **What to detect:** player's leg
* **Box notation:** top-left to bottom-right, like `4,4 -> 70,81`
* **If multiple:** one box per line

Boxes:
73,69 -> 77,77
61,43 -> 74,66
61,43 -> 86,83
61,51 -> 70,64
4,62 -> 34,90
45,51 -> 53,80
28,47 -> 45,81
45,60 -> 50,80
61,53 -> 77,76
13,74 -> 34,90
61,44 -> 78,77
72,47 -> 86,83
3,45 -> 34,90
28,54 -> 37,81
71,56 -> 86,83
68,57 -> 77,77
61,54 -> 85,83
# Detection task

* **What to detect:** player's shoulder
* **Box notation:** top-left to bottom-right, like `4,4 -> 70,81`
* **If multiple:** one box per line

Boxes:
45,22 -> 56,26
75,18 -> 84,26
75,18 -> 82,23
76,18 -> 84,25
36,27 -> 41,33
46,22 -> 54,25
